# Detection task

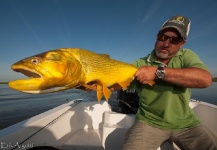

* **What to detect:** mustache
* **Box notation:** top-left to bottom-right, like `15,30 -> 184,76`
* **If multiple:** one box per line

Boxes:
159,46 -> 170,50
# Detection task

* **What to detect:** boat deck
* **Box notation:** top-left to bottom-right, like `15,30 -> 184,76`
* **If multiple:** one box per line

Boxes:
63,129 -> 104,150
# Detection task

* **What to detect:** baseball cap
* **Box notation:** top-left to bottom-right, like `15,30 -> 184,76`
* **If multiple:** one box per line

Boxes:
159,16 -> 191,39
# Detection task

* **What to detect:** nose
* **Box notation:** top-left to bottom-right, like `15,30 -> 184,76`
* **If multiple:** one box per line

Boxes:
162,39 -> 171,47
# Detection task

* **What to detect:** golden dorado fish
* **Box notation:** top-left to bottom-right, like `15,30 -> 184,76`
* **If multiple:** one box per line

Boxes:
9,48 -> 141,101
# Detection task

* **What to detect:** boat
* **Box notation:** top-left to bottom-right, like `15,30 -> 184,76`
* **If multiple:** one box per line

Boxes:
0,94 -> 217,150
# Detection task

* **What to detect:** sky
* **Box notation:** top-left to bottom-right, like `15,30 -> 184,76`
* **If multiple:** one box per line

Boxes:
1,0 -> 217,81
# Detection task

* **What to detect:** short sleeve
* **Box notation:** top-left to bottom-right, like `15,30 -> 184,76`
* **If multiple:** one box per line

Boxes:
181,49 -> 209,71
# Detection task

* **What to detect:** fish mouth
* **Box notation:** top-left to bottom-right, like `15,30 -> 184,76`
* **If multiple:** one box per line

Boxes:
8,66 -> 45,92
13,68 -> 41,78
9,66 -> 70,93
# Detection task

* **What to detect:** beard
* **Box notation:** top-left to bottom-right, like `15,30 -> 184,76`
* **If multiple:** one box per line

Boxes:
154,41 -> 180,60
155,49 -> 171,59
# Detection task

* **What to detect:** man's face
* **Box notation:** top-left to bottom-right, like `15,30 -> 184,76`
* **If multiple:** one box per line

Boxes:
154,28 -> 186,61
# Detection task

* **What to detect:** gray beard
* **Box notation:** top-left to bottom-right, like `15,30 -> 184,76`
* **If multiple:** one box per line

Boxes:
155,51 -> 170,59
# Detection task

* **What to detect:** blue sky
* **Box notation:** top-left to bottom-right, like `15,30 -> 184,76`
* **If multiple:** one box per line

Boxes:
1,0 -> 217,81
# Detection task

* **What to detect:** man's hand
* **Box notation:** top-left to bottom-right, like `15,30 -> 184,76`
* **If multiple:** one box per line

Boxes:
135,66 -> 157,85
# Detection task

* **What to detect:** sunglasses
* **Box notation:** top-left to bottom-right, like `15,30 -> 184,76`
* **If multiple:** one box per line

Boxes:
157,33 -> 183,44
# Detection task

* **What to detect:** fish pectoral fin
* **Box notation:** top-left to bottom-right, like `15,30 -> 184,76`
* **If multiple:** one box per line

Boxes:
102,84 -> 111,101
118,78 -> 134,90
83,81 -> 110,101
96,84 -> 103,102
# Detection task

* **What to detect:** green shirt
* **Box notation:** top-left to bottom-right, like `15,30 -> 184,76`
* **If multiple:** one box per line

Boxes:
130,48 -> 209,129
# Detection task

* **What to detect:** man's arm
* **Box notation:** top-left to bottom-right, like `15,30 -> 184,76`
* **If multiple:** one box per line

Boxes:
89,66 -> 212,92
163,67 -> 212,88
136,66 -> 212,88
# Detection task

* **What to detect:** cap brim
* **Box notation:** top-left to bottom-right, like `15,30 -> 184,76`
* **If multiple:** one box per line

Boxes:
160,26 -> 185,39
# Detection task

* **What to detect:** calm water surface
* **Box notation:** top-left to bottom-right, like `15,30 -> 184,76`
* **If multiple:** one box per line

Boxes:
0,83 -> 217,130
0,84 -> 98,130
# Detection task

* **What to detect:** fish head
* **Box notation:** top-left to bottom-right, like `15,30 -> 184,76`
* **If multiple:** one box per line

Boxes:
9,49 -> 82,93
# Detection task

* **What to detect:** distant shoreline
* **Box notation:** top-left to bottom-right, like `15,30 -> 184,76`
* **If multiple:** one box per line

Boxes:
0,82 -> 8,84
1,78 -> 217,84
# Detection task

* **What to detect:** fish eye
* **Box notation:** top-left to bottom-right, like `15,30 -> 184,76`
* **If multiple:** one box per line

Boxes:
31,58 -> 39,64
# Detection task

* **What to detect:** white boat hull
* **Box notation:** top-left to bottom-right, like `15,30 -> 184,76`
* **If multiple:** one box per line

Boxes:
0,99 -> 216,150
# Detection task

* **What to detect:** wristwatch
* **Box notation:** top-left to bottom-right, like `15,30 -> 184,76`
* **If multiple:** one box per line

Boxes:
155,64 -> 165,79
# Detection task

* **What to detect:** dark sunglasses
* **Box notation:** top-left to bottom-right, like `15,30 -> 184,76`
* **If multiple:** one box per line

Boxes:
157,33 -> 183,44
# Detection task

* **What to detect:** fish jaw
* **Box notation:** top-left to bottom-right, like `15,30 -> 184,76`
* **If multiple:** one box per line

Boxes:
8,80 -> 68,94
9,78 -> 78,94
8,64 -> 48,92
9,78 -> 46,93
8,70 -> 72,93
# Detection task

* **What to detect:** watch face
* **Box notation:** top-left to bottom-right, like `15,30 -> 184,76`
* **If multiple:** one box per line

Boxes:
156,69 -> 165,79
158,72 -> 164,78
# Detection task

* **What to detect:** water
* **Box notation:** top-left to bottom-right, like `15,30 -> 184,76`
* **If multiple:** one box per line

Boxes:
0,83 -> 217,130
0,84 -> 99,130
191,82 -> 217,104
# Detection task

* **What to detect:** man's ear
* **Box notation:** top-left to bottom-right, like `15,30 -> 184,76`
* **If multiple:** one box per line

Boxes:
180,40 -> 186,48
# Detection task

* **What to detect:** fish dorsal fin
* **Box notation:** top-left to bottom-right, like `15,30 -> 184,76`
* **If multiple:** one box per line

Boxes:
102,84 -> 111,101
118,77 -> 134,90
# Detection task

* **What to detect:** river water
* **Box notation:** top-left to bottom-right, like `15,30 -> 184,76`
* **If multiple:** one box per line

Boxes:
0,83 -> 216,130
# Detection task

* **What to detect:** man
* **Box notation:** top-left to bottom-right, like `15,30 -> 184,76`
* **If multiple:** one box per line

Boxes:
110,16 -> 217,149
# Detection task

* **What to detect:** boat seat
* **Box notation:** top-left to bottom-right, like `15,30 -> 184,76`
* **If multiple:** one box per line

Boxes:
102,111 -> 180,150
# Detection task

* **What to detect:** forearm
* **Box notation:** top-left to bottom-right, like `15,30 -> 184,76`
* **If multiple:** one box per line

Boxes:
163,67 -> 212,88
111,66 -> 212,91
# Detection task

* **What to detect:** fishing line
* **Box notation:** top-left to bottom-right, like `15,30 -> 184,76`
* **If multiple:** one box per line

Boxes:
11,99 -> 82,150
